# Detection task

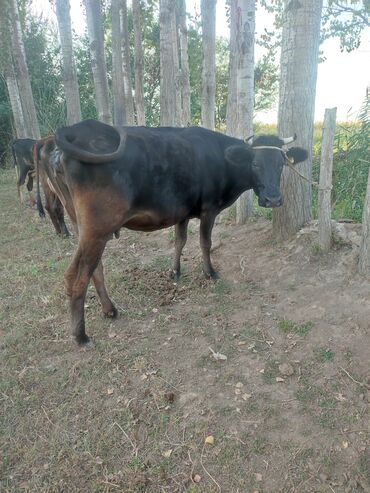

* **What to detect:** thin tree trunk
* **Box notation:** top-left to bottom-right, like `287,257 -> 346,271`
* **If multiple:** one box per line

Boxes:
235,0 -> 255,224
4,66 -> 27,138
226,0 -> 238,137
359,168 -> 370,275
273,0 -> 323,240
160,0 -> 176,126
0,8 -> 27,138
84,0 -> 112,124
56,0 -> 82,125
121,0 -> 134,125
201,0 -> 216,130
318,107 -> 336,251
111,0 -> 126,125
132,0 -> 145,125
171,5 -> 182,126
9,0 -> 40,138
178,0 -> 191,126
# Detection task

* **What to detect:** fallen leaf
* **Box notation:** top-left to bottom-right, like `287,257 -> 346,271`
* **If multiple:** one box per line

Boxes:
275,377 -> 285,383
242,393 -> 252,400
193,474 -> 201,483
107,388 -> 114,395
205,435 -> 215,445
259,369 -> 265,374
235,382 -> 244,388
209,347 -> 227,361
342,441 -> 349,449
162,449 -> 172,458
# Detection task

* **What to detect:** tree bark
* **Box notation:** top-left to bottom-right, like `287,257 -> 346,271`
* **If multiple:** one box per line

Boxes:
226,0 -> 255,224
120,0 -> 134,125
235,0 -> 255,224
9,0 -> 40,138
171,5 -> 182,126
178,0 -> 191,127
201,0 -> 216,130
318,107 -> 336,251
55,0 -> 82,125
84,0 -> 112,124
359,168 -> 370,275
226,0 -> 238,137
132,0 -> 145,125
0,7 -> 27,138
160,0 -> 177,126
111,0 -> 126,125
273,0 -> 323,240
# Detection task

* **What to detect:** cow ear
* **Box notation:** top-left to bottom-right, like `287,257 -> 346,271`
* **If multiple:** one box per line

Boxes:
286,147 -> 308,165
225,145 -> 254,166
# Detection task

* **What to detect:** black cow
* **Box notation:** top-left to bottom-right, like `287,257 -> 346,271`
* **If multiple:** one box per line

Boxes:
12,138 -> 70,236
34,119 -> 308,345
12,138 -> 37,201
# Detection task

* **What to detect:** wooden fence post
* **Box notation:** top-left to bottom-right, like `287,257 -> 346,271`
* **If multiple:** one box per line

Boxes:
359,168 -> 370,275
318,107 -> 337,251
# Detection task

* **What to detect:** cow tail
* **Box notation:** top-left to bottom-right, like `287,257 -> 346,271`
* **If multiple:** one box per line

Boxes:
33,142 -> 45,218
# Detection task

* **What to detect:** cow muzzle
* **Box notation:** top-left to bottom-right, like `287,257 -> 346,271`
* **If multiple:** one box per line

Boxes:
259,195 -> 283,208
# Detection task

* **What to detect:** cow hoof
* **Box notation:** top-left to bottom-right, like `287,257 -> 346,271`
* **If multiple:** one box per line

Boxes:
204,270 -> 220,281
169,269 -> 180,282
76,334 -> 94,348
104,306 -> 118,319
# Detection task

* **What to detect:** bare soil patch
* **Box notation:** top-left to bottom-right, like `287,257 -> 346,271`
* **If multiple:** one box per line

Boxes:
0,169 -> 369,492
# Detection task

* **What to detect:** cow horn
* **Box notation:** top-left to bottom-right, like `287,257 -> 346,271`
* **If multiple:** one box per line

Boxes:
244,134 -> 254,144
281,133 -> 297,145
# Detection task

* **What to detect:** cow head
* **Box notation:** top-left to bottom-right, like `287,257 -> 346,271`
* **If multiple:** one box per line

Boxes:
226,135 -> 308,208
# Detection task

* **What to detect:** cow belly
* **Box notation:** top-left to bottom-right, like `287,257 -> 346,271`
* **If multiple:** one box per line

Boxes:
124,211 -> 186,232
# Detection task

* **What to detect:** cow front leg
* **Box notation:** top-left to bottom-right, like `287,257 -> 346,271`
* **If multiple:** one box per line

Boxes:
199,211 -> 219,280
66,239 -> 107,345
92,261 -> 117,318
170,219 -> 189,281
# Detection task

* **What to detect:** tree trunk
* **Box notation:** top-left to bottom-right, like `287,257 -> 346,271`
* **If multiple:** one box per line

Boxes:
111,0 -> 126,125
132,0 -> 145,125
273,0 -> 323,240
226,0 -> 255,224
226,0 -> 238,137
318,107 -> 336,251
120,0 -> 134,125
56,0 -> 82,125
359,168 -> 370,275
160,0 -> 177,126
4,65 -> 27,138
201,0 -> 216,130
235,0 -> 255,224
178,0 -> 191,127
9,0 -> 40,138
0,8 -> 27,138
84,0 -> 112,125
171,5 -> 182,126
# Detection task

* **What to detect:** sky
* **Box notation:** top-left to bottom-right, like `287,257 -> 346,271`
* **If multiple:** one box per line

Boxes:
32,0 -> 369,123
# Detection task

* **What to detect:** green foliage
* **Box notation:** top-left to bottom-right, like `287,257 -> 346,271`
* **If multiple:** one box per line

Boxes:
312,96 -> 370,222
321,1 -> 370,52
23,13 -> 66,135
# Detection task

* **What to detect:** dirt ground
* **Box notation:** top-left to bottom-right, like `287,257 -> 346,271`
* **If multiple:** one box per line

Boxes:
0,169 -> 369,493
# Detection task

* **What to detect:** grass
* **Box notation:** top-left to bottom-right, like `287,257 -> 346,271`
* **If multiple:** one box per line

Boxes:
1,168 -> 369,492
278,319 -> 314,336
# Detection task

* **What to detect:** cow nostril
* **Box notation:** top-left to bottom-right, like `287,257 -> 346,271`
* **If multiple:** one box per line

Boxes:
266,196 -> 282,206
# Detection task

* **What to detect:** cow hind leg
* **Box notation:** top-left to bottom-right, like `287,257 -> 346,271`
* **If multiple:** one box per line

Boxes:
199,211 -> 219,280
170,219 -> 189,281
65,239 -> 107,345
92,261 -> 117,318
